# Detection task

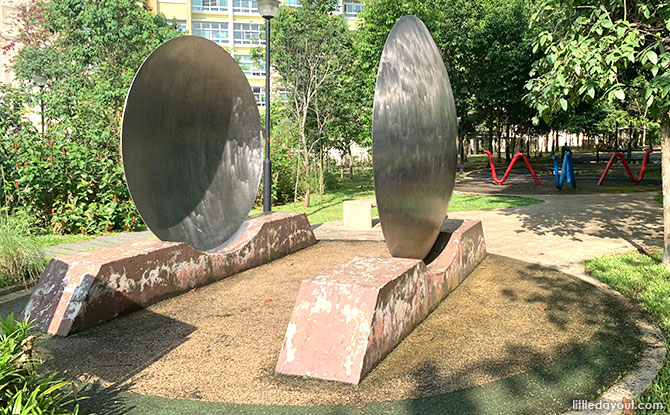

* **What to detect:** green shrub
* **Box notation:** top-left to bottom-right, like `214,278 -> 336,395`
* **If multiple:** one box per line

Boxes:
0,216 -> 48,287
1,125 -> 144,235
0,314 -> 80,414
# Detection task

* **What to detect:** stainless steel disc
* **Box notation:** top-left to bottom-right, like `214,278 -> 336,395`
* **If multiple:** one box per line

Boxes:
121,36 -> 263,252
372,15 -> 458,259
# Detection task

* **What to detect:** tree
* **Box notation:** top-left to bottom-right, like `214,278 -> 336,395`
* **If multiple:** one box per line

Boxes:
357,0 -> 537,162
1,0 -> 179,233
525,0 -> 670,263
270,0 -> 356,207
12,0 -> 178,151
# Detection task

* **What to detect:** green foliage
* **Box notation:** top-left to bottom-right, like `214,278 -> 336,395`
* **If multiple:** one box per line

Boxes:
12,0 -> 179,150
585,249 -> 670,412
1,126 -> 142,234
0,216 -> 48,287
267,0 -> 361,206
2,0 -> 179,234
0,314 -> 80,414
526,0 -> 670,123
268,115 -> 303,205
357,0 -> 540,146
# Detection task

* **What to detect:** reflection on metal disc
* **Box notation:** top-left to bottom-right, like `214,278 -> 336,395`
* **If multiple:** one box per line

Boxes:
372,15 -> 458,259
121,36 -> 263,252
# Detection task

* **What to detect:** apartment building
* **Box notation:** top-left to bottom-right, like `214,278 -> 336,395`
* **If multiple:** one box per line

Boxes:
0,0 -> 21,84
147,0 -> 364,108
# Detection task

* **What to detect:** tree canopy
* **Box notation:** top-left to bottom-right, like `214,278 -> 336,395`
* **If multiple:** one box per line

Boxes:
525,0 -> 670,266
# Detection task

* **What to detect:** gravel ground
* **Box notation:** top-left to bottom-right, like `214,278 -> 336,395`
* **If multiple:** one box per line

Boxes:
40,243 -> 642,407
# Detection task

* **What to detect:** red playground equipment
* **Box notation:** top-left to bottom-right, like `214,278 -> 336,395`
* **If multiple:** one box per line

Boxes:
597,149 -> 654,186
482,150 -> 542,186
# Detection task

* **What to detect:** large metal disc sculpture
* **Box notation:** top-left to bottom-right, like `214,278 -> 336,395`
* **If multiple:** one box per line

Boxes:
121,36 -> 263,252
372,15 -> 458,259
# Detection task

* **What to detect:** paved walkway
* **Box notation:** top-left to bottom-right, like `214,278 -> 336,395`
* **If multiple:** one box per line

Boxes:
315,191 -> 662,279
451,191 -> 662,277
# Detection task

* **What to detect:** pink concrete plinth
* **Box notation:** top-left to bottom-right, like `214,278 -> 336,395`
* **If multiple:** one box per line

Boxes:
275,219 -> 485,384
23,212 -> 316,336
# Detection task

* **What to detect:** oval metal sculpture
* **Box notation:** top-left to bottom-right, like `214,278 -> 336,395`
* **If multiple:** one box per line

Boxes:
121,36 -> 263,252
372,15 -> 458,260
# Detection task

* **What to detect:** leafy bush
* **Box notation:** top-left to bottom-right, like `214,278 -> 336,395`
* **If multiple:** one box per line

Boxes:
0,215 -> 48,287
270,134 -> 303,205
0,314 -> 80,414
0,0 -> 179,236
1,126 -> 143,235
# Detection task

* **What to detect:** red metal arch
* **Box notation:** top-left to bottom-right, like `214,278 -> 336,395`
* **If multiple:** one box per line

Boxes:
482,150 -> 542,186
597,149 -> 653,186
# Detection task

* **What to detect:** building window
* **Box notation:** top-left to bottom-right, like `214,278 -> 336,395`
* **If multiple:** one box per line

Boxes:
239,55 -> 265,77
285,0 -> 301,7
172,20 -> 188,32
343,1 -> 363,16
234,23 -> 263,45
252,87 -> 266,107
233,0 -> 257,13
192,0 -> 228,12
193,22 -> 229,45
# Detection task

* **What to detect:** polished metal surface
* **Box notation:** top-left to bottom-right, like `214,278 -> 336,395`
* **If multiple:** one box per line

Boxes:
121,36 -> 263,252
372,15 -> 458,259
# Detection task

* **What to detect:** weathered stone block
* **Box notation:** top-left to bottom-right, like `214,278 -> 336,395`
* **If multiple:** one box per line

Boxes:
276,219 -> 485,384
23,212 -> 316,336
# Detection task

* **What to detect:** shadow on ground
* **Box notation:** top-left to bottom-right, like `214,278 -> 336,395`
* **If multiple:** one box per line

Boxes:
0,286 -> 32,317
41,310 -> 196,415
395,260 -> 645,415
511,193 -> 662,253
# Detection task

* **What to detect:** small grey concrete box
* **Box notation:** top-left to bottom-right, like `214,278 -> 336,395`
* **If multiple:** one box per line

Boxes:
343,200 -> 374,229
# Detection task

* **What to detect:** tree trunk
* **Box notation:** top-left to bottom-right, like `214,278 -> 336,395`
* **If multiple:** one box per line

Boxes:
644,128 -> 649,149
525,134 -> 530,154
661,114 -> 670,264
496,115 -> 502,162
505,124 -> 511,161
293,153 -> 301,207
319,143 -> 324,204
463,137 -> 469,161
551,131 -> 556,154
348,145 -> 354,180
488,120 -> 493,152
302,140 -> 311,208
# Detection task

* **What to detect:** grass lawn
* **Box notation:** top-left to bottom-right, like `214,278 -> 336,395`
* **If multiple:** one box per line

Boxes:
32,233 -> 93,248
585,249 -> 670,413
251,171 -> 541,223
656,193 -> 662,203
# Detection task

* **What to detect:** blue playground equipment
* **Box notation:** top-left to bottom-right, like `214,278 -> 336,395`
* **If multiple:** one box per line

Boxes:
552,149 -> 576,190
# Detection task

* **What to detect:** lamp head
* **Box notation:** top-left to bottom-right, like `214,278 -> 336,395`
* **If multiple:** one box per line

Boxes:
257,0 -> 279,18
32,76 -> 47,88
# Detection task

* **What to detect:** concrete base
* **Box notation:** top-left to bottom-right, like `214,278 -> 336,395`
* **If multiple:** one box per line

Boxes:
23,212 -> 316,336
275,219 -> 485,384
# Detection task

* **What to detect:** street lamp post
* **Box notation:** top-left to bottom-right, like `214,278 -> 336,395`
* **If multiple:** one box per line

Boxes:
257,0 -> 280,213
32,76 -> 47,137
